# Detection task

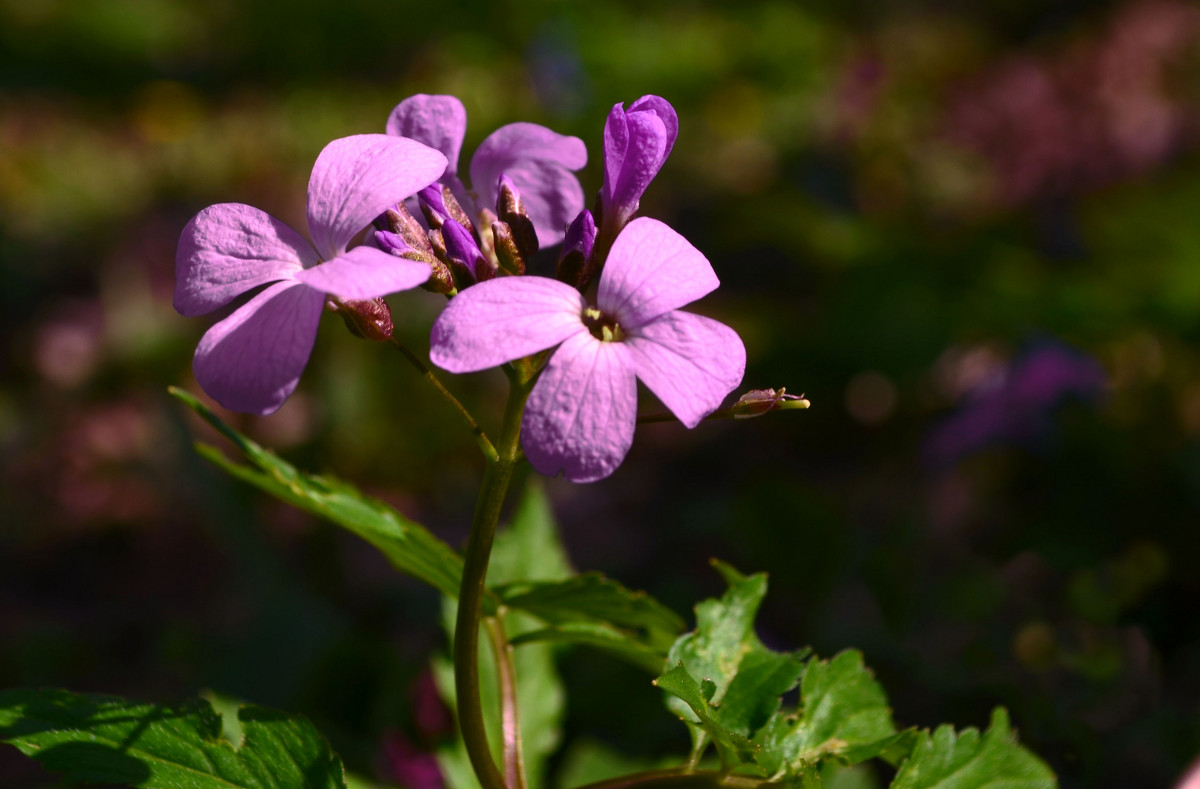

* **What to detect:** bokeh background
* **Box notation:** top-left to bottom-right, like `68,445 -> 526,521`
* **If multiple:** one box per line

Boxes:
3,1 -> 1200,787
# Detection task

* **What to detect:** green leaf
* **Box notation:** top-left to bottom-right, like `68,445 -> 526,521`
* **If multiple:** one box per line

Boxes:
0,688 -> 345,788
756,650 -> 897,772
889,708 -> 1056,789
661,562 -> 806,761
654,661 -> 762,769
666,562 -> 769,716
509,623 -> 667,674
499,572 -> 686,653
171,386 -> 467,601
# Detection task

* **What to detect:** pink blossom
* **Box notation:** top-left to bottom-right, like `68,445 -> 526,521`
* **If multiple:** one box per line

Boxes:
386,94 -> 586,246
430,218 -> 745,482
175,135 -> 447,414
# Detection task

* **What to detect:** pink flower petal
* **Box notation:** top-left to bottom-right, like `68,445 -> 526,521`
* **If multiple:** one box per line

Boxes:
307,134 -> 447,261
192,280 -> 325,415
293,245 -> 431,300
174,203 -> 313,317
597,217 -> 719,327
469,123 -> 587,246
430,277 -> 587,373
522,332 -> 637,483
625,311 -> 746,428
385,94 -> 468,176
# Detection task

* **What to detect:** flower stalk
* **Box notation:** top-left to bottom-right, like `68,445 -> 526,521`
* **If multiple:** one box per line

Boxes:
454,370 -> 535,789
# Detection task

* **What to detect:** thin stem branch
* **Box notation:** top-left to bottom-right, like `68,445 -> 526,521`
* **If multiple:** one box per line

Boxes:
388,336 -> 498,462
454,375 -> 533,789
485,613 -> 527,789
573,769 -> 772,789
637,397 -> 811,425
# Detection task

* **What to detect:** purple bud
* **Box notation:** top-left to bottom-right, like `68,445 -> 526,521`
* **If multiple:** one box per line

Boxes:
492,220 -> 526,275
496,174 -> 539,260
418,185 -> 448,228
332,297 -> 394,342
556,208 -> 597,291
599,95 -> 678,235
441,220 -> 495,284
385,204 -> 435,256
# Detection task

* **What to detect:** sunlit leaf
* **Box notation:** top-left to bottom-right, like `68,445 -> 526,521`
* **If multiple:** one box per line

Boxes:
755,650 -> 897,772
0,688 -> 345,788
889,708 -> 1056,789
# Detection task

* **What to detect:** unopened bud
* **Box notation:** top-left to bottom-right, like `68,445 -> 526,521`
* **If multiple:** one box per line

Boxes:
556,209 -> 597,291
333,297 -> 394,342
385,204 -> 434,256
492,220 -> 526,275
432,226 -> 492,289
731,388 -> 809,418
497,175 -> 538,260
440,185 -> 474,233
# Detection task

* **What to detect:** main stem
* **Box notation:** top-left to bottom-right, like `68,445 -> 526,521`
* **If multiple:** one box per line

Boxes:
454,375 -> 532,789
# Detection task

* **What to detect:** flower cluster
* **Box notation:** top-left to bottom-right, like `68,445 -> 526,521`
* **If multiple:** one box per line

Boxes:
176,95 -> 745,481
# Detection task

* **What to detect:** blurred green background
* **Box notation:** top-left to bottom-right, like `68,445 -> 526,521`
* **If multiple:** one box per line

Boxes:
3,0 -> 1200,787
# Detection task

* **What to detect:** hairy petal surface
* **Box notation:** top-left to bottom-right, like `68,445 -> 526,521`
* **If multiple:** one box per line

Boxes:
523,332 -> 637,483
192,281 -> 325,415
598,218 -> 719,327
470,123 -> 587,247
307,134 -> 447,260
430,277 -> 587,373
293,245 -> 431,300
174,203 -> 313,316
626,311 -> 746,428
386,94 -> 468,175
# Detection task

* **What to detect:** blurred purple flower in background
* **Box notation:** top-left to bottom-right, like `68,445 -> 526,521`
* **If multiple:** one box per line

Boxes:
175,135 -> 447,414
386,94 -> 587,246
380,732 -> 444,789
925,339 -> 1108,466
945,0 -> 1200,206
430,217 -> 745,482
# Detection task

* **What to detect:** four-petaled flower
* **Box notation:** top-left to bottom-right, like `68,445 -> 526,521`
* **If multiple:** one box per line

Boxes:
175,135 -> 447,414
387,94 -> 587,246
430,218 -> 746,482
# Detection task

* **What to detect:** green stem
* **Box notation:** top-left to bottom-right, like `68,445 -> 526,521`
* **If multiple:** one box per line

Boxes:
637,397 -> 811,425
388,336 -> 498,462
454,375 -> 533,789
574,769 -> 772,789
485,613 -> 527,789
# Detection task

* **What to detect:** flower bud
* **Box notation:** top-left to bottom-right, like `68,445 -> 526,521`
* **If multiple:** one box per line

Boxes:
491,220 -> 526,276
385,204 -> 435,257
731,387 -> 809,418
556,209 -> 597,291
332,297 -> 394,342
599,95 -> 678,239
496,174 -> 539,261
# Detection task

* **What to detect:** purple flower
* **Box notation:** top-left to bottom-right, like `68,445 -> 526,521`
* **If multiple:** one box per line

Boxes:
430,218 -> 745,482
925,339 -> 1107,465
386,94 -> 586,246
175,135 -> 447,414
599,96 -> 678,238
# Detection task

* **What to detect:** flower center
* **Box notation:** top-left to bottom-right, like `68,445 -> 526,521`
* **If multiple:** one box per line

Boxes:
582,307 -> 625,343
